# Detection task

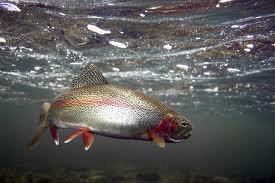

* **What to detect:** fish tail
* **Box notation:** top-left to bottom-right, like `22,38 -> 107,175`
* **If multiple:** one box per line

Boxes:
27,102 -> 51,150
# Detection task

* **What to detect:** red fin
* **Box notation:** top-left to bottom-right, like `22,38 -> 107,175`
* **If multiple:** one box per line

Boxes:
147,130 -> 165,148
64,129 -> 84,144
49,124 -> 59,146
82,131 -> 94,151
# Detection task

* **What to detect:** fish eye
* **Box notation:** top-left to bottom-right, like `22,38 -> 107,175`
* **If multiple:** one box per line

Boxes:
182,122 -> 189,127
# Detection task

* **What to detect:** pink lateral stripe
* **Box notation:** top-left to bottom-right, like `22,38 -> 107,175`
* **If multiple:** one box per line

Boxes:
51,98 -> 136,109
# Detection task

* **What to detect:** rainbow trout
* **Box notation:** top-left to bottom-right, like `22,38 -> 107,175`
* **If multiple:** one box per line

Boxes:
28,64 -> 192,150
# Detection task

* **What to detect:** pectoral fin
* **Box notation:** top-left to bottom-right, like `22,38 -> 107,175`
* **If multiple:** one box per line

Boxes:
147,130 -> 165,148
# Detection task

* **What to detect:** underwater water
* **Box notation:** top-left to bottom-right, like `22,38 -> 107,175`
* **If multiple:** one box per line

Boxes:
0,0 -> 275,182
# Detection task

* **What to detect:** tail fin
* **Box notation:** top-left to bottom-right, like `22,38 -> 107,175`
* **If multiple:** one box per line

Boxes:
27,102 -> 51,150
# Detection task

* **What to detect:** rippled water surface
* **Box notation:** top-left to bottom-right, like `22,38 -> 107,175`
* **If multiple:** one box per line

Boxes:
0,0 -> 274,179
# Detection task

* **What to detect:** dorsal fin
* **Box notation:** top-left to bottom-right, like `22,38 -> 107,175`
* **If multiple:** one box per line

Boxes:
71,63 -> 108,88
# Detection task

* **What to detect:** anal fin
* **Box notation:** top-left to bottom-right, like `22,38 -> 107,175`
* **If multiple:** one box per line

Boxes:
147,130 -> 165,148
49,124 -> 59,146
82,131 -> 94,151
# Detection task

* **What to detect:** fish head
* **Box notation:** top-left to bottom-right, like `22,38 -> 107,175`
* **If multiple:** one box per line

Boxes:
156,113 -> 192,143
169,114 -> 192,142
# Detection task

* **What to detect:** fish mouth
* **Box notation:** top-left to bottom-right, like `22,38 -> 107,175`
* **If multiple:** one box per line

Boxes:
178,131 -> 192,140
182,132 -> 192,139
176,126 -> 192,139
166,131 -> 192,143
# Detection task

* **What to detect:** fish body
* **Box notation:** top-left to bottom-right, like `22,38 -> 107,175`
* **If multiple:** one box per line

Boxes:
49,85 -> 177,140
28,64 -> 192,150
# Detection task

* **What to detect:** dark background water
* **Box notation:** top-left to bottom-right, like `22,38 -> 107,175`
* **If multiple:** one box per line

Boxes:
0,0 -> 274,179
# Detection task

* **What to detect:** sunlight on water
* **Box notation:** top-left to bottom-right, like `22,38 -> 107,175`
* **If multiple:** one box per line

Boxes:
0,0 -> 274,110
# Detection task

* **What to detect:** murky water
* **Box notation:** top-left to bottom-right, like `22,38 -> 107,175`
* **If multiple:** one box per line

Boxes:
0,0 -> 274,180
